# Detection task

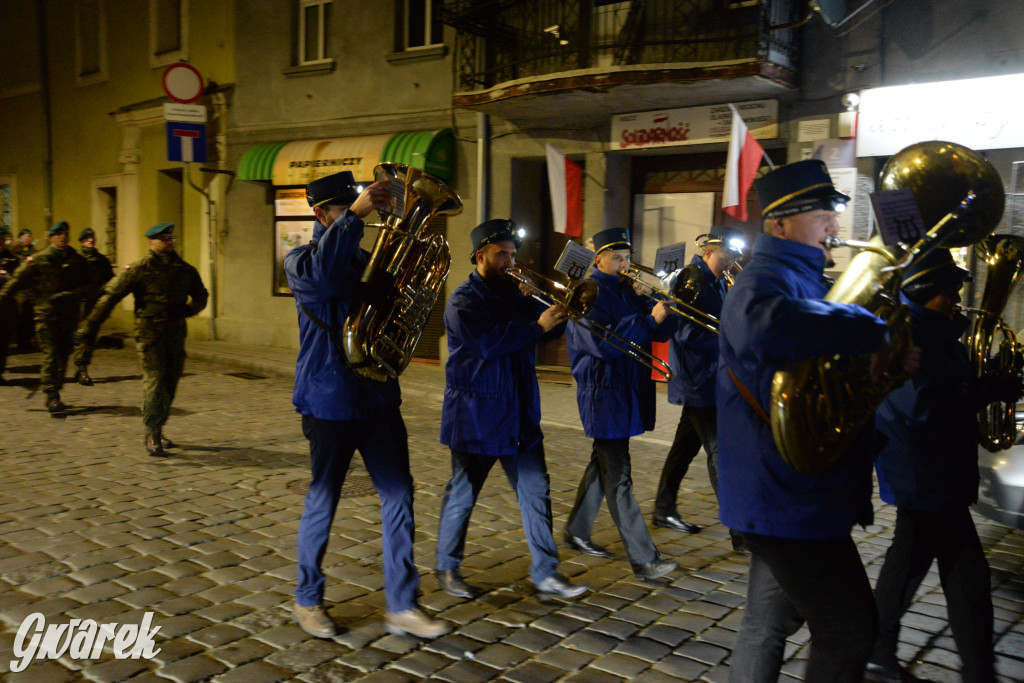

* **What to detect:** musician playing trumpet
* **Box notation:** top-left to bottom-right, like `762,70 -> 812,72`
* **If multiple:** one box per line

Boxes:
717,160 -> 919,682
563,227 -> 679,581
435,219 -> 589,601
652,226 -> 745,549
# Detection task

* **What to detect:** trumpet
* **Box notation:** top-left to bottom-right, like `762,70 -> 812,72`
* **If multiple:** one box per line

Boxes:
507,263 -> 673,381
620,262 -> 720,334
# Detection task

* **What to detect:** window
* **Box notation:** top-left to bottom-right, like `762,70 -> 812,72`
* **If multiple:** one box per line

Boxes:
400,0 -> 442,51
76,0 -> 107,85
150,0 -> 189,67
299,0 -> 332,65
0,177 -> 16,235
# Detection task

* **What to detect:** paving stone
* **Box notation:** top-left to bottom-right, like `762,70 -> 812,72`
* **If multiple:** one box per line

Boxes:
154,654 -> 229,682
207,638 -> 277,667
79,657 -> 151,682
432,659 -> 502,683
613,635 -> 672,662
263,637 -> 349,670
211,660 -> 292,682
502,626 -> 562,653
502,661 -> 563,683
534,646 -> 596,672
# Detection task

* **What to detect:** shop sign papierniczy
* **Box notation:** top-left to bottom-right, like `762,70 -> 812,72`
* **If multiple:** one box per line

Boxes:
610,99 -> 778,150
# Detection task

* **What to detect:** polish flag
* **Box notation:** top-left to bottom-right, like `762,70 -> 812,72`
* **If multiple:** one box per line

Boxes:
546,144 -> 583,237
722,104 -> 764,222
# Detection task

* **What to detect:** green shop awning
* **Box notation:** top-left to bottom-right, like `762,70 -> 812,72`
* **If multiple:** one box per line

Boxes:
235,129 -> 454,185
236,142 -> 286,181
380,129 -> 455,181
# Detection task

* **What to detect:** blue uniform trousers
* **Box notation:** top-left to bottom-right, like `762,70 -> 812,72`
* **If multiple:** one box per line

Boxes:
295,411 -> 418,613
870,507 -> 995,682
730,533 -> 877,683
435,444 -> 559,585
565,438 -> 659,566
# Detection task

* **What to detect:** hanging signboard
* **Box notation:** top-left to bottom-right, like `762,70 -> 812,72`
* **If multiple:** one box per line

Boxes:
610,100 -> 778,151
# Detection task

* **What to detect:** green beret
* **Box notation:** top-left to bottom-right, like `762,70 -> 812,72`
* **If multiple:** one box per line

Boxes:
145,223 -> 174,238
18,229 -> 32,237
48,221 -> 70,236
79,228 -> 96,241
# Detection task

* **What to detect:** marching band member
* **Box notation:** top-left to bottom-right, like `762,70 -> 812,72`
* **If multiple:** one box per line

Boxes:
867,250 -> 1000,683
563,227 -> 679,581
653,225 -> 745,551
717,160 -> 917,682
286,171 -> 450,640
435,219 -> 589,601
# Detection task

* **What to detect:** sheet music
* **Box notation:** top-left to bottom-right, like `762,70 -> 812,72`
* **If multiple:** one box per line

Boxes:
554,241 -> 596,281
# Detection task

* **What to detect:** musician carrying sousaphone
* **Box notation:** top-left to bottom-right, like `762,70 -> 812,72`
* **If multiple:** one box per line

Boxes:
868,249 -> 1013,682
716,160 -> 920,682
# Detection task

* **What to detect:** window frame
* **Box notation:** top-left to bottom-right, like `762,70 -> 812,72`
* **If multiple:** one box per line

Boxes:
149,0 -> 190,68
401,0 -> 442,52
297,0 -> 334,66
75,0 -> 108,86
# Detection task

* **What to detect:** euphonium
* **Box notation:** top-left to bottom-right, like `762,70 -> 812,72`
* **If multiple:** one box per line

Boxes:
966,234 -> 1024,451
342,163 -> 463,381
770,141 -> 1004,475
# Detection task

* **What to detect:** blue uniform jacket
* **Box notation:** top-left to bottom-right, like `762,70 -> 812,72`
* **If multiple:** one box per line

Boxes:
875,296 -> 984,511
440,272 -> 563,456
716,234 -> 888,539
284,213 -> 401,420
668,256 -> 726,407
567,267 -> 674,439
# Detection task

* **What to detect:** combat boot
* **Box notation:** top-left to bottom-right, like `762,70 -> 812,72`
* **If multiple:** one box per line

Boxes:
74,368 -> 94,386
157,431 -> 175,449
45,392 -> 66,414
146,433 -> 167,457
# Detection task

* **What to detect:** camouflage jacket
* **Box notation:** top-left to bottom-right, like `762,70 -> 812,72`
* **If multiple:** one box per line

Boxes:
79,247 -> 114,291
0,246 -> 91,320
12,243 -> 37,263
82,250 -> 208,337
0,246 -> 18,279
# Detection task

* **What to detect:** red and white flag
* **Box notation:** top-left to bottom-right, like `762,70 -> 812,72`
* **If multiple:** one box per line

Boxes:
546,143 -> 583,237
722,104 -> 764,222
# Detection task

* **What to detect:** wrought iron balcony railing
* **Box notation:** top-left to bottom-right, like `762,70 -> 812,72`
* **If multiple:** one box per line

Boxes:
440,0 -> 800,92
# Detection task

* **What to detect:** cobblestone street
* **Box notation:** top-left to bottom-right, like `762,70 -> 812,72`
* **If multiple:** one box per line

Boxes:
1,342 -> 1024,682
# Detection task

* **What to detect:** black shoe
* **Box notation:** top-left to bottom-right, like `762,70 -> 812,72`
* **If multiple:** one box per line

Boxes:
730,533 -> 748,553
158,432 -> 175,449
653,514 -> 701,534
534,573 -> 589,600
633,558 -> 678,581
864,662 -> 931,683
563,533 -> 612,558
436,569 -> 480,599
46,394 -> 67,414
74,369 -> 94,386
146,433 -> 168,458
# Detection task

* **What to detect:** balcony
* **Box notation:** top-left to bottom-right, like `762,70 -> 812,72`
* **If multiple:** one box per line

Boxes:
440,0 -> 801,127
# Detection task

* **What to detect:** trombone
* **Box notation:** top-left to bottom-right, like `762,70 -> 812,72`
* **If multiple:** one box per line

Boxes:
507,263 -> 673,381
620,263 -> 720,334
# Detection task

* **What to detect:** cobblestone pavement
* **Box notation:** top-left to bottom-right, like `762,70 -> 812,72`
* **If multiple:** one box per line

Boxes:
1,342 -> 1024,682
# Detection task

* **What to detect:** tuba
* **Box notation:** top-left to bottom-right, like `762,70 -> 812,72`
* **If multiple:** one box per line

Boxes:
965,234 -> 1024,451
770,141 -> 1004,475
342,163 -> 463,381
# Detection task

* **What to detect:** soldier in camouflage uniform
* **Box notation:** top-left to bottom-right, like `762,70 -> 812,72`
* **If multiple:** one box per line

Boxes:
11,228 -> 39,352
0,227 -> 21,384
0,222 -> 90,411
71,227 -> 114,386
75,223 -> 208,456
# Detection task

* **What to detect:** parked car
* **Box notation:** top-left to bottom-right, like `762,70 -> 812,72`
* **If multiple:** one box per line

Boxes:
974,413 -> 1024,529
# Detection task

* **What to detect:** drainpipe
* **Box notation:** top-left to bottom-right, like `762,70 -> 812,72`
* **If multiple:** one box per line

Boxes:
477,112 -> 490,222
184,163 -> 217,340
36,0 -> 53,230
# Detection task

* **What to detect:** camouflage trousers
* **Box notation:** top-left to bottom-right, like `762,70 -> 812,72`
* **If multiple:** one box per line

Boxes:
136,321 -> 188,434
0,298 -> 13,376
37,315 -> 78,395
